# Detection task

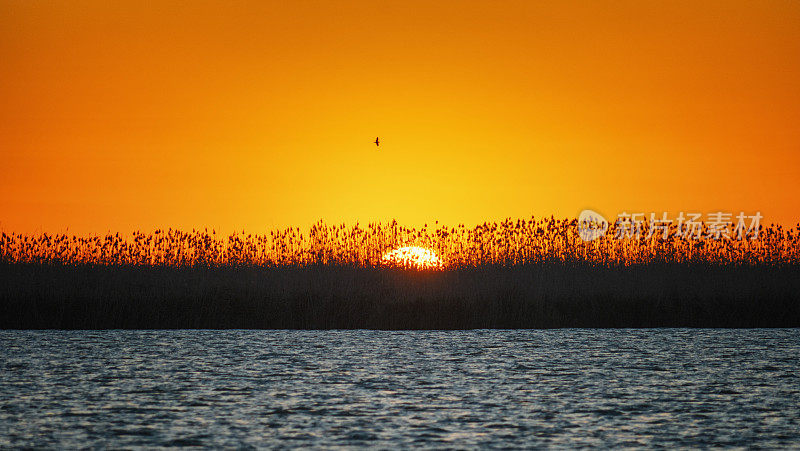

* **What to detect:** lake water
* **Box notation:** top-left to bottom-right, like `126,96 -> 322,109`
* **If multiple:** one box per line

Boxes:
1,329 -> 799,448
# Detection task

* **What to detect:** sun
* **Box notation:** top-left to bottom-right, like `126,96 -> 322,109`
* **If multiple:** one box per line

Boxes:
381,246 -> 443,269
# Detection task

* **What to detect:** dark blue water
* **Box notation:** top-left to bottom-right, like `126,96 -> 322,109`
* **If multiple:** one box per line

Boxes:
1,329 -> 799,448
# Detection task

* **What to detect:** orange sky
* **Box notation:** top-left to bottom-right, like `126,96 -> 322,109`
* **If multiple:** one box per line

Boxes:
2,0 -> 799,234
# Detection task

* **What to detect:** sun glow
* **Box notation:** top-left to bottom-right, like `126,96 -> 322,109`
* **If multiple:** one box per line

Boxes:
381,246 -> 442,269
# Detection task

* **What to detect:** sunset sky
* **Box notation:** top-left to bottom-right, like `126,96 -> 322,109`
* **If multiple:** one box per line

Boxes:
2,0 -> 799,234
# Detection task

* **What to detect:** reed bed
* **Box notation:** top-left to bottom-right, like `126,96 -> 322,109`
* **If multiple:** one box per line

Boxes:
1,262 -> 798,329
2,217 -> 799,267
3,218 -> 798,328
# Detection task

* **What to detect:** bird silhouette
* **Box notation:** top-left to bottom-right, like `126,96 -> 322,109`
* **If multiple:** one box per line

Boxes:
374,137 -> 380,147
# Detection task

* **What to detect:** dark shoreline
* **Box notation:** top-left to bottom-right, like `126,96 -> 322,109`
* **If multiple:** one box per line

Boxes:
1,263 -> 798,329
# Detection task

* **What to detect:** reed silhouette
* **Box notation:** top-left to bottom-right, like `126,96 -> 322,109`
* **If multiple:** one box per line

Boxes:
2,218 -> 797,267
1,218 -> 798,329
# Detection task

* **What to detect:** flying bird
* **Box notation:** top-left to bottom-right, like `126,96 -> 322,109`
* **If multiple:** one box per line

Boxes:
374,137 -> 380,147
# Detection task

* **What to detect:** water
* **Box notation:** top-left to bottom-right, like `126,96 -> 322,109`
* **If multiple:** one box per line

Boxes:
1,330 -> 799,448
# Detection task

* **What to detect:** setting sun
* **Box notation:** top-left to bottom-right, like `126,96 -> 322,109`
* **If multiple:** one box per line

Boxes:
381,246 -> 442,269
2,1 -> 800,447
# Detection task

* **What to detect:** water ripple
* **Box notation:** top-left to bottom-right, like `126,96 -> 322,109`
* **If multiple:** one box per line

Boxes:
0,329 -> 799,448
